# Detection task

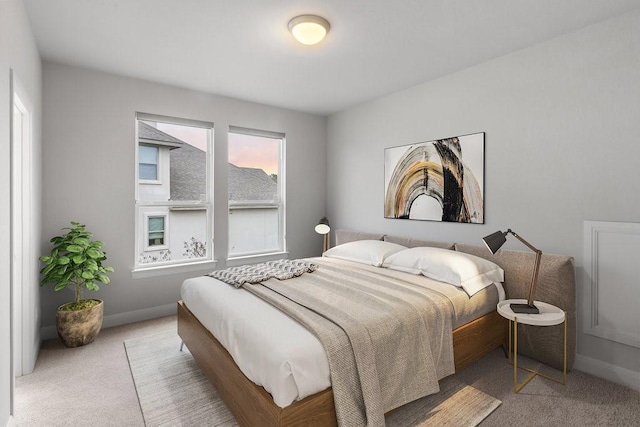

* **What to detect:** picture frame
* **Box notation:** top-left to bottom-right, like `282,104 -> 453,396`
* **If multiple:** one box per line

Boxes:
384,132 -> 485,223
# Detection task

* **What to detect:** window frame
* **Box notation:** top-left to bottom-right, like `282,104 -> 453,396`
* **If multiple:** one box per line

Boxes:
144,213 -> 169,251
133,112 -> 215,275
227,126 -> 286,260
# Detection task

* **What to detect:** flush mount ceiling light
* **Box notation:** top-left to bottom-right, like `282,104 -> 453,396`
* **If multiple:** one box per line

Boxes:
288,15 -> 330,45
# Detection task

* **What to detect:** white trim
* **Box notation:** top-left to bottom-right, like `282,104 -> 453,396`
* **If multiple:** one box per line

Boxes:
574,353 -> 640,392
140,200 -> 207,208
137,111 -> 213,129
226,251 -> 289,267
11,83 -> 24,379
229,125 -> 285,139
583,220 -> 640,348
131,259 -> 218,279
10,72 -> 37,382
6,415 -> 14,427
280,135 -> 287,256
169,206 -> 207,211
229,203 -> 279,209
40,303 -> 178,341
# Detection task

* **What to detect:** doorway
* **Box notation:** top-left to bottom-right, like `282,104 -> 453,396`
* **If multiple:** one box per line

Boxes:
11,72 -> 37,380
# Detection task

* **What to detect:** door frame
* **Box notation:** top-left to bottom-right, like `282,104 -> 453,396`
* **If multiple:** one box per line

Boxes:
10,71 -> 37,381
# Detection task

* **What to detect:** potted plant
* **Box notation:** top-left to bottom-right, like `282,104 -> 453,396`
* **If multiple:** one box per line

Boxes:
39,222 -> 114,347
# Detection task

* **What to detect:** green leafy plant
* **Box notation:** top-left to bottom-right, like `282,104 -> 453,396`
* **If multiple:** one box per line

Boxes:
39,222 -> 114,310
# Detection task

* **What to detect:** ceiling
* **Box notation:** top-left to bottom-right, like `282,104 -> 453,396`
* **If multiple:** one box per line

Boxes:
24,0 -> 640,116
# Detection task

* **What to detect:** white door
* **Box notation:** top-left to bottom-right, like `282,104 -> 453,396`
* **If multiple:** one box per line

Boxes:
11,75 -> 36,378
12,96 -> 24,377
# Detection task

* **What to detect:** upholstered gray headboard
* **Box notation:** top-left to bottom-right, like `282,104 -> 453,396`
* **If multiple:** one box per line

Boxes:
333,230 -> 576,371
383,234 -> 455,250
334,230 -> 385,246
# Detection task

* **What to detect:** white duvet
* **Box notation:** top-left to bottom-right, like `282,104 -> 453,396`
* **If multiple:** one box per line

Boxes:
180,258 -> 503,408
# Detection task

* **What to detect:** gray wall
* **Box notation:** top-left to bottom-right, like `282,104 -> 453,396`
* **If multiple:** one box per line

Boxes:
327,10 -> 640,384
0,0 -> 42,424
41,63 -> 326,332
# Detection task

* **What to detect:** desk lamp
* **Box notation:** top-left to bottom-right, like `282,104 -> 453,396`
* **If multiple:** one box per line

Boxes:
483,229 -> 542,314
315,217 -> 331,253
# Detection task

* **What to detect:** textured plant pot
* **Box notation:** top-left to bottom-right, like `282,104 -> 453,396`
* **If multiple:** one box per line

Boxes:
56,300 -> 104,348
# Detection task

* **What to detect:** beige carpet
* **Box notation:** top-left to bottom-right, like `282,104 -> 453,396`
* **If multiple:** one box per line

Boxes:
125,331 -> 501,426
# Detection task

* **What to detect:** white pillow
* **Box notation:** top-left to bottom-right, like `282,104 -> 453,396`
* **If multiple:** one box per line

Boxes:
383,246 -> 504,296
323,240 -> 407,267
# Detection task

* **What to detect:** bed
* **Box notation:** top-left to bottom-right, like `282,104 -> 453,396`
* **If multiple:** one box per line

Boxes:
177,230 -> 576,426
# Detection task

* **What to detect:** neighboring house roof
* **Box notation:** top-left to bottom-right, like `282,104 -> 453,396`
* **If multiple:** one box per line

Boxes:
138,121 -> 184,148
168,140 -> 277,202
170,142 -> 207,201
229,163 -> 277,202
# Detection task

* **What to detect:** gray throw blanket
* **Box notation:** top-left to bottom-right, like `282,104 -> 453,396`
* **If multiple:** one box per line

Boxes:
242,258 -> 455,427
207,259 -> 318,288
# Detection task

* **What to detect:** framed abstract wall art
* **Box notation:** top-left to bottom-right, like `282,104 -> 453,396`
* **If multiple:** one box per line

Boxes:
384,132 -> 485,223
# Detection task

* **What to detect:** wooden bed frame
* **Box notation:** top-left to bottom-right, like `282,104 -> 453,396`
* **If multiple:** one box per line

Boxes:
177,300 -> 507,427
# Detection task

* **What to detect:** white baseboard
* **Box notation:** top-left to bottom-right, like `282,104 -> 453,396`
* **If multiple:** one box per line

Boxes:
6,415 -> 14,427
38,305 -> 640,393
40,303 -> 177,341
574,353 -> 640,392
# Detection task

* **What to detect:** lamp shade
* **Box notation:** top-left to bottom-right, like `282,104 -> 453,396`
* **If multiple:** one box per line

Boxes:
482,230 -> 507,254
288,15 -> 330,45
315,217 -> 330,235
482,228 -> 543,314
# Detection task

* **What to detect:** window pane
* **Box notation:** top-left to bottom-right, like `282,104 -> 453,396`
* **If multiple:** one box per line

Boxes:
228,133 -> 279,203
139,146 -> 158,180
228,130 -> 283,256
138,208 -> 208,264
229,208 -> 280,254
139,145 -> 158,164
139,163 -> 157,180
149,216 -> 164,232
148,234 -> 164,246
137,120 -> 209,202
136,114 -> 213,269
148,216 -> 165,247
163,122 -> 208,202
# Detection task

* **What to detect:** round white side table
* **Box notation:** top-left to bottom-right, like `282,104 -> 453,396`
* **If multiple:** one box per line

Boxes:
497,299 -> 567,393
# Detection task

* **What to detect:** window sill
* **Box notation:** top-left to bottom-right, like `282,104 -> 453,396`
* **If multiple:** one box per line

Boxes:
131,259 -> 217,279
226,251 -> 289,267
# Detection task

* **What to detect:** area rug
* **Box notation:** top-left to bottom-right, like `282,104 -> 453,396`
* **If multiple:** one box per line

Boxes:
125,331 -> 501,426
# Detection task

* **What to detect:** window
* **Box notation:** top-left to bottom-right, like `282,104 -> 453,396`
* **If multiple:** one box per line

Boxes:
135,113 -> 213,270
228,126 -> 285,258
139,145 -> 159,181
147,216 -> 166,247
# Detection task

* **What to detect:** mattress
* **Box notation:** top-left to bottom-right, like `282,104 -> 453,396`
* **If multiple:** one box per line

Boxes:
180,257 -> 503,408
